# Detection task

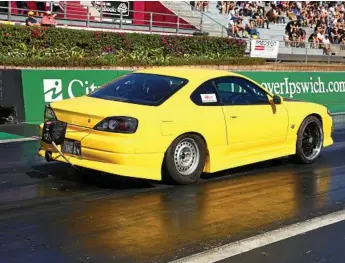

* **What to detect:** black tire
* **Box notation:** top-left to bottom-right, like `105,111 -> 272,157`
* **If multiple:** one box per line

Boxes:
294,116 -> 324,164
162,134 -> 206,185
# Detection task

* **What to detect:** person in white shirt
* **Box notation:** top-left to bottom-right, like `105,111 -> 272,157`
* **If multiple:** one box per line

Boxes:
322,34 -> 331,54
322,35 -> 330,44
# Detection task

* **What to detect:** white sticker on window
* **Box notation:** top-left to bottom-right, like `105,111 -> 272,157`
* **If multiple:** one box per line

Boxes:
200,93 -> 217,103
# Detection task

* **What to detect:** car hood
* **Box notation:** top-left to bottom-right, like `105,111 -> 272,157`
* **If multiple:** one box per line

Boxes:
50,96 -> 155,128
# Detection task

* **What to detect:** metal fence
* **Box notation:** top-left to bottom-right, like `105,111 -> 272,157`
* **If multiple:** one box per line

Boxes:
0,1 -> 228,36
280,41 -> 345,63
0,1 -> 345,64
242,39 -> 345,64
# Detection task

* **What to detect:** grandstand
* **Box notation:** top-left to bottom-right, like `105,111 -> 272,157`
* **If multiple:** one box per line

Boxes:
0,1 -> 344,61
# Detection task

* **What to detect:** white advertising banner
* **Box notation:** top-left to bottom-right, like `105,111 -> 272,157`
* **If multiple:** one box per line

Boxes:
250,40 -> 279,59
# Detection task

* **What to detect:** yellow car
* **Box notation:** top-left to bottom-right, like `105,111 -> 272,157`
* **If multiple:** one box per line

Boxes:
38,68 -> 333,184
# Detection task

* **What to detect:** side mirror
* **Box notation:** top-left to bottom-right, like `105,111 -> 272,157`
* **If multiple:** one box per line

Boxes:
273,95 -> 282,104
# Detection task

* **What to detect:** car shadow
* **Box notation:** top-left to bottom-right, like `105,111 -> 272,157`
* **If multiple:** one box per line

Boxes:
27,162 -> 159,190
200,157 -> 292,181
26,155 -> 309,189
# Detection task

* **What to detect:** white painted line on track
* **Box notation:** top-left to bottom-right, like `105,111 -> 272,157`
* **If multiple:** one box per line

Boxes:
169,209 -> 345,263
0,137 -> 38,144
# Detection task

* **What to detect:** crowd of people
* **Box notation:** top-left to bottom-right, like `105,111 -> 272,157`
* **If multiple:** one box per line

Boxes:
281,1 -> 345,53
9,1 -> 345,53
215,1 -> 345,52
221,2 -> 267,38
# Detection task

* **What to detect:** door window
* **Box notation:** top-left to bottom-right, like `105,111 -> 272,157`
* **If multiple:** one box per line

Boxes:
190,81 -> 220,106
213,77 -> 270,106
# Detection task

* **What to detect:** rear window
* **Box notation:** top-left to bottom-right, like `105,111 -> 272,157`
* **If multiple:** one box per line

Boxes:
88,73 -> 189,106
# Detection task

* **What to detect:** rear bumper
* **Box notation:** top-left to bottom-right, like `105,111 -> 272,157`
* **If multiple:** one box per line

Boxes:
38,123 -> 164,181
38,148 -> 163,181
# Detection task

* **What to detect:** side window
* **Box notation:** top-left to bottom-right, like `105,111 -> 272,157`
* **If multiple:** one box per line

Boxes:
214,77 -> 270,106
190,81 -> 220,106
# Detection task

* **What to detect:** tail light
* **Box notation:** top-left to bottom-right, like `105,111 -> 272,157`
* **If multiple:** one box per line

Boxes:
94,117 -> 138,133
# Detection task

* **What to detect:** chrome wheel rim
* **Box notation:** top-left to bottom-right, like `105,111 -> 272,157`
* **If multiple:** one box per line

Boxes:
174,138 -> 200,176
301,121 -> 323,161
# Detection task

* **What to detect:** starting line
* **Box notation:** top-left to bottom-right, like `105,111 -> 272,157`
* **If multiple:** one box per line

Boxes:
169,209 -> 345,263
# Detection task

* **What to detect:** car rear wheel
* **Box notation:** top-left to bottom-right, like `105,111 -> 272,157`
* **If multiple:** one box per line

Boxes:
163,134 -> 206,185
294,116 -> 324,164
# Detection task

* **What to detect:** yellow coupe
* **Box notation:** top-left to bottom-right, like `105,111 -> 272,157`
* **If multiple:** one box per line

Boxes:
38,68 -> 333,184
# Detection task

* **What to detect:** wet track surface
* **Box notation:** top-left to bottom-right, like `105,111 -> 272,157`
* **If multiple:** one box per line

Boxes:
219,220 -> 345,263
0,130 -> 345,263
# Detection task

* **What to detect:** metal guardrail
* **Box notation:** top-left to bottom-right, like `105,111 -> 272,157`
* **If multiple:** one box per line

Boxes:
1,1 -> 345,64
0,1 -> 225,35
279,41 -> 345,64
0,3 -> 192,34
0,1 -> 233,37
240,38 -> 345,64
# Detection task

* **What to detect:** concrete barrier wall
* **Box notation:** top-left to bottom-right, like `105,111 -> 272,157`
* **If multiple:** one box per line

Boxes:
0,70 -> 25,124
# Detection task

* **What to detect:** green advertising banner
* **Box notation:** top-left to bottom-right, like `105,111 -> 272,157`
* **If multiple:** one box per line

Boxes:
237,71 -> 345,114
21,69 -> 345,123
21,69 -> 131,123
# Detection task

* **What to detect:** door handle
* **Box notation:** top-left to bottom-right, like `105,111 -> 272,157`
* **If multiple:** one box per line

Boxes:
229,116 -> 238,119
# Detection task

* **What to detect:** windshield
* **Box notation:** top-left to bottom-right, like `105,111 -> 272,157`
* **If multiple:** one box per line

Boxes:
88,73 -> 189,106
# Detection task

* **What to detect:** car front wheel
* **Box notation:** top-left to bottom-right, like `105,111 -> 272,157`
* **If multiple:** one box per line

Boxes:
294,116 -> 324,164
163,134 -> 206,184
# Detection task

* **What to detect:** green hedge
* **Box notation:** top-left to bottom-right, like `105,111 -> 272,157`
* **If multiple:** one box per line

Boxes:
0,56 -> 265,67
0,24 -> 263,67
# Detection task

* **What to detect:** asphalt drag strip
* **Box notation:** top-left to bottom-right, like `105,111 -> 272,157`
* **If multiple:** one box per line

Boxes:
0,129 -> 345,263
172,210 -> 345,263
215,218 -> 345,263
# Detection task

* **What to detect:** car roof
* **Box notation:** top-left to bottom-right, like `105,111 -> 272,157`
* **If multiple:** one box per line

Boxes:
134,67 -> 242,81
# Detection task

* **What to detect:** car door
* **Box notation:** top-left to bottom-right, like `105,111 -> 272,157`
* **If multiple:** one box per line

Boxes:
189,80 -> 228,149
213,76 -> 289,153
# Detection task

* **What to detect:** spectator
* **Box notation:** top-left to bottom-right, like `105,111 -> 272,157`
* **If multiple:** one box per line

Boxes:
202,1 -> 209,12
285,20 -> 301,34
316,27 -> 325,43
265,4 -> 280,24
226,18 -> 237,37
252,10 -> 264,28
284,30 -> 291,46
222,1 -> 231,15
322,34 -> 331,54
190,1 -> 196,10
41,11 -> 57,27
194,1 -> 204,11
331,28 -> 341,44
278,6 -> 287,24
245,19 -> 260,39
308,31 -> 319,48
25,11 -> 40,26
234,18 -> 245,37
228,6 -> 239,21
340,36 -> 345,48
195,1 -> 209,12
